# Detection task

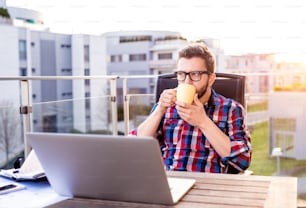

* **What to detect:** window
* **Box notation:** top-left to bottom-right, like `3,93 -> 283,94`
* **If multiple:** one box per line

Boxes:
19,40 -> 27,60
84,45 -> 90,62
158,53 -> 172,60
20,67 -> 27,76
129,54 -> 146,62
84,68 -> 90,76
62,92 -> 72,96
110,55 -> 122,63
119,35 -> 152,43
85,99 -> 90,109
61,68 -> 72,72
85,79 -> 90,86
60,44 -> 71,48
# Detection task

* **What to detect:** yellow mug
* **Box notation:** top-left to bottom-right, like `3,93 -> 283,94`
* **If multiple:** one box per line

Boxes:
176,84 -> 196,104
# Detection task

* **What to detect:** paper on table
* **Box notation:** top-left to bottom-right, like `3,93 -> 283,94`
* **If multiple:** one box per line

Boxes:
0,150 -> 45,181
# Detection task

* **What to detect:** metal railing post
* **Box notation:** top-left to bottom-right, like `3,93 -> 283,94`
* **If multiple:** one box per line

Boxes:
20,80 -> 32,157
122,78 -> 130,135
110,78 -> 118,135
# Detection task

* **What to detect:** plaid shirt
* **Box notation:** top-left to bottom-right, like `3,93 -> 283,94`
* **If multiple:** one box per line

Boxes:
130,90 -> 252,173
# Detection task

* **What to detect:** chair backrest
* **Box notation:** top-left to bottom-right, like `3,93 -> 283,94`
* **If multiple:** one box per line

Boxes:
155,72 -> 246,174
155,72 -> 246,107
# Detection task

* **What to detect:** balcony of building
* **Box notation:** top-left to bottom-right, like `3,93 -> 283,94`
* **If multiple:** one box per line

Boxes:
0,72 -> 306,205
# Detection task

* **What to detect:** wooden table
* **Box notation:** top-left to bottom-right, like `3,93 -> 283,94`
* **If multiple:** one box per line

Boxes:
47,171 -> 297,208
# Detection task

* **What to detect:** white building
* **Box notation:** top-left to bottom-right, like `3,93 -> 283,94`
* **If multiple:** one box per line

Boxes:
1,6 -> 226,134
71,34 -> 107,132
103,30 -> 188,106
226,53 -> 276,94
103,30 -> 225,105
0,24 -> 20,105
0,23 -> 109,133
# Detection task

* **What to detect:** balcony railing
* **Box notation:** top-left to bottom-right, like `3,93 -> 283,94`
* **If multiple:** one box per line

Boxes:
0,75 -> 119,167
2,72 -> 306,204
0,72 -> 305,169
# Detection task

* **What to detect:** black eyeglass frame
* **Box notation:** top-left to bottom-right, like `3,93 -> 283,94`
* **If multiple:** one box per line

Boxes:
174,70 -> 211,82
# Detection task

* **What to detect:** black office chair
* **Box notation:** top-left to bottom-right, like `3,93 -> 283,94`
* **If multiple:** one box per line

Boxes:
155,72 -> 249,174
155,72 -> 246,107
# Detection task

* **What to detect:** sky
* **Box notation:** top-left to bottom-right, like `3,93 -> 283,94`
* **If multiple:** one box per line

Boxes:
5,0 -> 306,61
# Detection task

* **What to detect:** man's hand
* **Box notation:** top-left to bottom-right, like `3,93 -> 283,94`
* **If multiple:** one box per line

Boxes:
158,89 -> 177,113
137,88 -> 176,137
175,94 -> 207,127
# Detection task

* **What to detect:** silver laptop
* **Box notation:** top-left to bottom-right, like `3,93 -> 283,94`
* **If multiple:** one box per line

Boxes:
27,132 -> 195,205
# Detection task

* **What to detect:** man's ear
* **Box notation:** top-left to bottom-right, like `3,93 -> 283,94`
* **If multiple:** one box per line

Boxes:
208,73 -> 216,87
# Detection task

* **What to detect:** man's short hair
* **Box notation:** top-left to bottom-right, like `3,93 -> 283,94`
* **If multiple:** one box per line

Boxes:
178,43 -> 216,73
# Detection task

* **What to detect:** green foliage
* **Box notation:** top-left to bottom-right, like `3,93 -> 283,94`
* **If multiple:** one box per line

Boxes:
274,84 -> 306,92
69,128 -> 83,133
129,105 -> 153,119
248,122 -> 275,175
120,35 -> 152,43
0,8 -> 10,18
117,105 -> 152,122
117,106 -> 124,121
247,101 -> 268,113
249,121 -> 306,175
155,36 -> 187,41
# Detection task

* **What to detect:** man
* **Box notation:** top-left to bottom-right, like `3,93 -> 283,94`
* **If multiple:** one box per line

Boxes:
131,43 -> 251,173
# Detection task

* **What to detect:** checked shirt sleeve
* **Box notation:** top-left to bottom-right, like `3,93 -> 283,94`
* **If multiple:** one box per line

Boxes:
221,102 -> 252,173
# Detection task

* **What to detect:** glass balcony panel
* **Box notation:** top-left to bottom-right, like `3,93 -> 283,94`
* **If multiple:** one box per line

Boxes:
126,94 -> 154,133
0,73 -> 306,203
30,79 -> 115,135
0,103 -> 24,169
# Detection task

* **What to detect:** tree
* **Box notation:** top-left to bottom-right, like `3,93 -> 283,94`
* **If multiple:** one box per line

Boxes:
0,100 -> 23,168
0,7 -> 10,18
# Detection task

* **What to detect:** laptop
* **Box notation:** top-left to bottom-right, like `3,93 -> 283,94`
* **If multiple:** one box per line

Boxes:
27,132 -> 195,205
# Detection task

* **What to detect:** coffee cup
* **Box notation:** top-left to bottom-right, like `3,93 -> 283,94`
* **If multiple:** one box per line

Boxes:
176,83 -> 196,104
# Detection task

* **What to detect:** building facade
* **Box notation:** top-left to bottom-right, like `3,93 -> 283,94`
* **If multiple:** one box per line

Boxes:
104,30 -> 188,106
0,24 -> 109,134
0,6 -> 226,135
103,31 -> 225,105
226,53 -> 276,94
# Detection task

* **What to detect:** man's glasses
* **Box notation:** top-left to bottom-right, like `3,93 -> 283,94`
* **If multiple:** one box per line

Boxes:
175,71 -> 211,82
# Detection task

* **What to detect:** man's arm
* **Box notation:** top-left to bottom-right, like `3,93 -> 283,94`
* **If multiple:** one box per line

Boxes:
137,105 -> 164,137
137,88 -> 176,137
198,116 -> 232,157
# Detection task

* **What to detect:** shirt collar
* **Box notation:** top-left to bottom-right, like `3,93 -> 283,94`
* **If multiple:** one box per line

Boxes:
207,89 -> 221,107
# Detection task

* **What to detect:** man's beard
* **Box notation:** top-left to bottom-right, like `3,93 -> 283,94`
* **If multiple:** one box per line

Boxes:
197,79 -> 209,99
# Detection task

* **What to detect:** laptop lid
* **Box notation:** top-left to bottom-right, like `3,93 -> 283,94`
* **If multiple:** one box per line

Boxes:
27,132 -> 195,205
